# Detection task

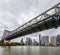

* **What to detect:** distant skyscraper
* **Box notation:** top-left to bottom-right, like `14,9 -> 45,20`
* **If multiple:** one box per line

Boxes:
39,34 -> 41,46
26,38 -> 32,46
49,36 -> 53,46
49,36 -> 57,46
20,38 -> 23,43
45,36 -> 49,46
52,36 -> 57,46
20,38 -> 24,45
41,36 -> 45,46
30,38 -> 32,45
57,35 -> 60,45
26,38 -> 28,46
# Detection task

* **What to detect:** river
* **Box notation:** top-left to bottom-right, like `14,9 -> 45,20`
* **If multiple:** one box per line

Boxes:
0,46 -> 60,55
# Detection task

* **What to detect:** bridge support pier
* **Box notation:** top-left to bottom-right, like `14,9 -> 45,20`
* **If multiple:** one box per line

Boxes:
4,40 -> 10,45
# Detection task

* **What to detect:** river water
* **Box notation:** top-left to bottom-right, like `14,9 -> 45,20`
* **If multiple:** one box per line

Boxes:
0,46 -> 60,55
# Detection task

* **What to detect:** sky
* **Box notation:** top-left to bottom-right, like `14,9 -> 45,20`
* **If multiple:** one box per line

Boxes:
0,0 -> 60,42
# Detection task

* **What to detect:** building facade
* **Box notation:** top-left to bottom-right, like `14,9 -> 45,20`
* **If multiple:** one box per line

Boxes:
56,35 -> 60,45
39,34 -> 41,46
49,36 -> 57,46
41,36 -> 45,46
26,38 -> 32,46
45,36 -> 49,46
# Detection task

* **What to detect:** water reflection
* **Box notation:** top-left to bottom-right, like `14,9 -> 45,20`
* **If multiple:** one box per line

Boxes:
0,46 -> 60,55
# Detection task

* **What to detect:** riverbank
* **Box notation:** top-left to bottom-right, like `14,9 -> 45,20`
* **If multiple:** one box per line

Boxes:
0,41 -> 60,46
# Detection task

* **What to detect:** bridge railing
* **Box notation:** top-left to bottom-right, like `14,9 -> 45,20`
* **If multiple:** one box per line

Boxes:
8,2 -> 60,37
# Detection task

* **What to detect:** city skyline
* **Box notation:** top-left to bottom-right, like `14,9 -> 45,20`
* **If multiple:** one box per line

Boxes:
19,35 -> 60,46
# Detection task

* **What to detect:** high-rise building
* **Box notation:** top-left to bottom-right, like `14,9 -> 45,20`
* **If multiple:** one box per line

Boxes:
26,38 -> 32,46
30,38 -> 32,45
26,38 -> 28,46
41,36 -> 45,46
45,36 -> 49,46
56,35 -> 60,45
20,38 -> 24,45
49,36 -> 57,46
39,34 -> 41,46
49,36 -> 53,46
20,38 -> 23,43
52,36 -> 57,46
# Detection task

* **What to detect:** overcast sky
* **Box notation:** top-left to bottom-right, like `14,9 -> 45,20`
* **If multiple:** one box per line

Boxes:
0,0 -> 60,42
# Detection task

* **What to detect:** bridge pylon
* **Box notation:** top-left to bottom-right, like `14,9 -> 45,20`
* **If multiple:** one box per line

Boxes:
1,30 -> 11,45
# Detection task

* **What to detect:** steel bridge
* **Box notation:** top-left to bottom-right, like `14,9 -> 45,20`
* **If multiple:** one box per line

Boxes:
2,3 -> 60,40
